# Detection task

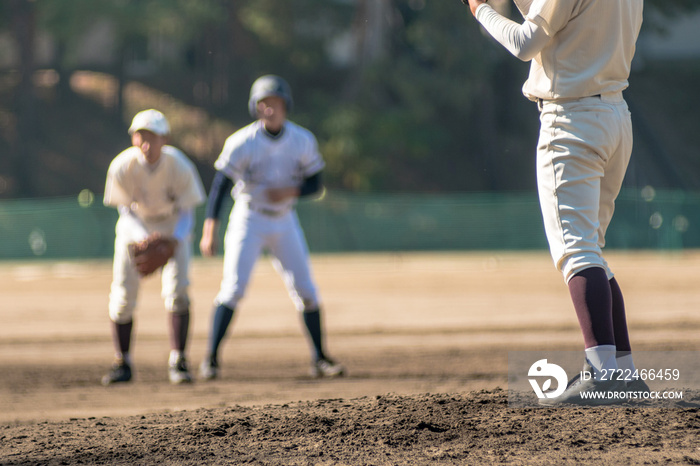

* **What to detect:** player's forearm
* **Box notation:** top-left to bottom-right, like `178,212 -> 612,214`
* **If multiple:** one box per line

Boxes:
475,4 -> 549,62
205,171 -> 233,220
199,217 -> 220,257
201,218 -> 220,237
172,209 -> 193,243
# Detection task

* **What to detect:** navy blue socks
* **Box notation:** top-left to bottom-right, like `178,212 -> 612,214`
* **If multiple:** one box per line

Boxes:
302,308 -> 325,361
113,321 -> 133,355
568,267 -> 615,348
208,304 -> 235,363
207,304 -> 327,363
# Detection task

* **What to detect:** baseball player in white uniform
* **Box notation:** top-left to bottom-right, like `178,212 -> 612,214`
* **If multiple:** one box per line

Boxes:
102,109 -> 206,385
465,0 -> 646,404
198,75 -> 344,380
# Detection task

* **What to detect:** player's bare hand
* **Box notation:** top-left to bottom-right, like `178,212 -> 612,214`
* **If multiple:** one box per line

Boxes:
199,218 -> 220,257
266,186 -> 300,203
463,0 -> 487,17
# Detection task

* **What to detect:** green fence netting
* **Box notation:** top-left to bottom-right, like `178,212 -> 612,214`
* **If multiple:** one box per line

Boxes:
0,189 -> 698,260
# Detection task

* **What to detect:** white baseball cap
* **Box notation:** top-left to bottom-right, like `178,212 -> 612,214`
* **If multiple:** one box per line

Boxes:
128,109 -> 170,136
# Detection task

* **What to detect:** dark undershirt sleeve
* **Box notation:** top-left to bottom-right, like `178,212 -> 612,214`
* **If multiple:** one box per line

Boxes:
204,171 -> 234,220
206,170 -> 321,219
299,171 -> 322,197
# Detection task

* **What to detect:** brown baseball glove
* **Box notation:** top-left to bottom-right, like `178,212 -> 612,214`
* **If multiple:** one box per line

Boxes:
129,233 -> 177,277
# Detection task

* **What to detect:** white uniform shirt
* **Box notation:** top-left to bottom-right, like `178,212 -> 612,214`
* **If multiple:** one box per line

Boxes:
514,0 -> 643,101
104,145 -> 206,221
214,120 -> 325,214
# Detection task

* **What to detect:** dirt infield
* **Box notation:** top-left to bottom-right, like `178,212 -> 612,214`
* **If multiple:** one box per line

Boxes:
1,251 -> 699,464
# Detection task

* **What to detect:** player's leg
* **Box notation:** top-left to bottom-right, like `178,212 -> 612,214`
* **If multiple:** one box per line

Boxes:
200,210 -> 264,379
536,98 -> 624,404
268,213 -> 344,377
202,303 -> 234,376
596,97 -> 646,390
567,266 -> 615,359
596,97 -> 634,350
103,229 -> 141,385
161,236 -> 193,384
537,100 -> 614,283
537,102 -> 615,339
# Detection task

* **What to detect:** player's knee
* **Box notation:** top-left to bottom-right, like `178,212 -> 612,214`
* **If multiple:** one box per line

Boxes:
109,291 -> 136,323
295,297 -> 319,312
166,295 -> 190,313
560,252 -> 612,283
216,292 -> 242,310
109,306 -> 134,325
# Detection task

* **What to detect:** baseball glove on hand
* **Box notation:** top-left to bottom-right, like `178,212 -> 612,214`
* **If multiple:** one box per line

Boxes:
130,233 -> 177,277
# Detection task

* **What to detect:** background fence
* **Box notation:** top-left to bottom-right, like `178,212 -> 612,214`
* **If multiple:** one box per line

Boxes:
0,189 -> 698,260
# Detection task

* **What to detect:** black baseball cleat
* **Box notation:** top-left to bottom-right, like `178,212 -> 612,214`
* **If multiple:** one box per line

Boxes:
102,359 -> 132,386
311,358 -> 345,378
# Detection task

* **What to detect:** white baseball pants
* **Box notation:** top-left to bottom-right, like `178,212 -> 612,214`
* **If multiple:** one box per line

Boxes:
216,202 -> 319,311
536,93 -> 633,282
109,213 -> 192,323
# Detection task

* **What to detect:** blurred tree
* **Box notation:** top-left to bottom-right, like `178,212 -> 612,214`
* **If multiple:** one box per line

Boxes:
4,0 -> 39,196
219,0 -> 353,110
647,0 -> 699,16
316,0 -> 700,192
0,0 -> 699,197
317,1 -> 525,191
38,0 -> 225,114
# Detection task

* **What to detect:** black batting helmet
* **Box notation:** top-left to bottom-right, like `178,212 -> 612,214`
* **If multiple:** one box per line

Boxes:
248,75 -> 293,118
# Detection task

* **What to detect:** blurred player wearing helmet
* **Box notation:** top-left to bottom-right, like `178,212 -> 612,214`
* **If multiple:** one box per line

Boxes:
464,0 -> 646,404
102,109 -> 206,385
199,75 -> 344,380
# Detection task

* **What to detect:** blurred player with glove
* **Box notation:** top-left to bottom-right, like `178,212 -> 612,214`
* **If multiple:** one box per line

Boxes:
102,109 -> 206,385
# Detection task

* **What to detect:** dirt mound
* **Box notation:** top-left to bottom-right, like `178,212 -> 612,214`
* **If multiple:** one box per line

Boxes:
2,389 -> 700,465
3,254 -> 700,465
